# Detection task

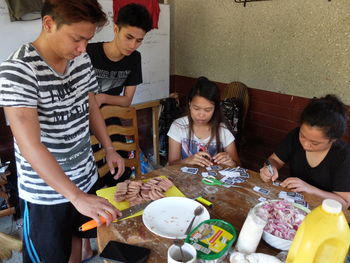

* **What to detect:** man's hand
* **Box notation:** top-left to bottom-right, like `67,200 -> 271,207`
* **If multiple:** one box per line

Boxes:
71,192 -> 121,226
105,148 -> 125,179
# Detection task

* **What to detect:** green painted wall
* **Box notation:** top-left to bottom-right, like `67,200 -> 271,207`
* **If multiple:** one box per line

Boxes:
168,0 -> 350,103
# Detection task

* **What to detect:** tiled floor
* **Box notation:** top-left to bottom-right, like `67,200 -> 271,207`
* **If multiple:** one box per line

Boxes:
0,215 -> 102,263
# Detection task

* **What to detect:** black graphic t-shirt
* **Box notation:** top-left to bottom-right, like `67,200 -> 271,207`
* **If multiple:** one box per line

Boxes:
0,43 -> 99,204
275,128 -> 350,192
87,42 -> 142,96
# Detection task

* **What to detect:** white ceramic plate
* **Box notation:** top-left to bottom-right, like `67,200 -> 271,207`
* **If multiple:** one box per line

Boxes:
142,196 -> 210,239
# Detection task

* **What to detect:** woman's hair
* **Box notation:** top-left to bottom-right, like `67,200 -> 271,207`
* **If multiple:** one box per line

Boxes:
187,76 -> 226,153
300,94 -> 348,140
41,0 -> 107,30
116,4 -> 152,33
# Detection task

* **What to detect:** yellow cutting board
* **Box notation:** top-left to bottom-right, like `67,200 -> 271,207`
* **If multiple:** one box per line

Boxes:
96,176 -> 186,221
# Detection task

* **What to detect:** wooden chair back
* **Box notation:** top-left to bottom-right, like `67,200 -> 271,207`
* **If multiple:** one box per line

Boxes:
91,105 -> 141,178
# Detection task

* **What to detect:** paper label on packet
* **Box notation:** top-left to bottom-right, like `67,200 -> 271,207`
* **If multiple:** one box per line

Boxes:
258,197 -> 267,202
206,165 -> 222,171
201,171 -> 217,178
253,186 -> 270,195
272,181 -> 281,186
282,197 -> 309,208
278,191 -> 304,201
181,167 -> 198,174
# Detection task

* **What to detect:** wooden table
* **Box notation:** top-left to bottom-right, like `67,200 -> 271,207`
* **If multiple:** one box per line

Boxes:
97,165 -> 349,262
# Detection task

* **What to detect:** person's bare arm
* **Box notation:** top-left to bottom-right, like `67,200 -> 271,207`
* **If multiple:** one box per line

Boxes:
88,93 -> 125,179
168,137 -> 183,165
281,177 -> 350,209
95,85 -> 136,107
4,106 -> 120,225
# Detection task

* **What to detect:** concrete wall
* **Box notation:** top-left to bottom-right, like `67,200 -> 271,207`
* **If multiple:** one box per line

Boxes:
168,0 -> 350,104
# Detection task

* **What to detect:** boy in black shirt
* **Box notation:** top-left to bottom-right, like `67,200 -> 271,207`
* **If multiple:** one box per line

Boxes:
83,4 -> 152,261
87,3 -> 152,186
87,4 -> 152,108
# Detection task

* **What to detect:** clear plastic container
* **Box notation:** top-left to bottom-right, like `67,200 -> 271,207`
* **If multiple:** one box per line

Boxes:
286,199 -> 350,263
235,207 -> 267,254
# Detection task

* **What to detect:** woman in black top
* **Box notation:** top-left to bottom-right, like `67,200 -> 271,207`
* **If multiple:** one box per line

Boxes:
260,94 -> 350,208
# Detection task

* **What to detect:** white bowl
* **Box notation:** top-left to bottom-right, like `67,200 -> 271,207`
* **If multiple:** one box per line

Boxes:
262,231 -> 292,251
256,200 -> 310,251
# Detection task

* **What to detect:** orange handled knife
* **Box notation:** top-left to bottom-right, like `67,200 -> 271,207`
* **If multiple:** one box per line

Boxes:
79,201 -> 152,231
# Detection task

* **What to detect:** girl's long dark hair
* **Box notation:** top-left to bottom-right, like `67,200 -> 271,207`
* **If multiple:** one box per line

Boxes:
187,76 -> 226,154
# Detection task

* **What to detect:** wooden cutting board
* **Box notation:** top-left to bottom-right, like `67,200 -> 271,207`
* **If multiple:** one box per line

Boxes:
96,176 -> 186,220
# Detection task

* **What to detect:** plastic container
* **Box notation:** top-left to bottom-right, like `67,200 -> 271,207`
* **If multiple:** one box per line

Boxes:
235,207 -> 267,254
286,199 -> 350,263
185,219 -> 237,263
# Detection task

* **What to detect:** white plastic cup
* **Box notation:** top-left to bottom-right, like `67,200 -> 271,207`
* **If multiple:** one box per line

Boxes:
167,243 -> 197,263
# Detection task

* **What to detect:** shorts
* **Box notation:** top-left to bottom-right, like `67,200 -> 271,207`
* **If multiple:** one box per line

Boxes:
21,180 -> 102,263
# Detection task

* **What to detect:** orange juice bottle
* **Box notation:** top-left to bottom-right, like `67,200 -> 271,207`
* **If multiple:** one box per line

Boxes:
286,199 -> 350,263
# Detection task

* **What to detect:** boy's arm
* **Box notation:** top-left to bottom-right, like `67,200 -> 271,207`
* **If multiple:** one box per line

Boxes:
4,106 -> 120,225
95,85 -> 136,107
88,93 -> 125,178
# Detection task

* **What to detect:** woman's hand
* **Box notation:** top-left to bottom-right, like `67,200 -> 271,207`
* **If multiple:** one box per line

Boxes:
213,152 -> 237,167
281,177 -> 315,194
259,166 -> 279,182
184,152 -> 213,167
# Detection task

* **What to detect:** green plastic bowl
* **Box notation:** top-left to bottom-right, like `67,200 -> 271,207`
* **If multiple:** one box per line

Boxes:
185,219 -> 237,262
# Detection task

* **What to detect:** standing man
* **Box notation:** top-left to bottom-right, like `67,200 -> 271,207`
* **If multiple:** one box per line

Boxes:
87,3 -> 152,185
87,3 -> 152,108
0,0 -> 124,262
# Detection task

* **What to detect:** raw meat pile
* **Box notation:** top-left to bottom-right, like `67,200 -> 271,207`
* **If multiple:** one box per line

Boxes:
257,200 -> 307,240
114,177 -> 174,206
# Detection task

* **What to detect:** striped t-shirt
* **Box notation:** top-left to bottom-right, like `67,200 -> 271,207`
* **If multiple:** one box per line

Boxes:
0,43 -> 99,205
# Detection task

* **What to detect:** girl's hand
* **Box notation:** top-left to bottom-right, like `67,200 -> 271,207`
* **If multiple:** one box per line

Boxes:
185,152 -> 213,167
281,177 -> 315,194
213,152 -> 237,167
259,166 -> 279,182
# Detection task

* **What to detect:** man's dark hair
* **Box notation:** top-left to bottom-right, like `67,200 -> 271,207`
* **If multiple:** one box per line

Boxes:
41,0 -> 107,29
300,94 -> 348,140
116,4 -> 152,33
